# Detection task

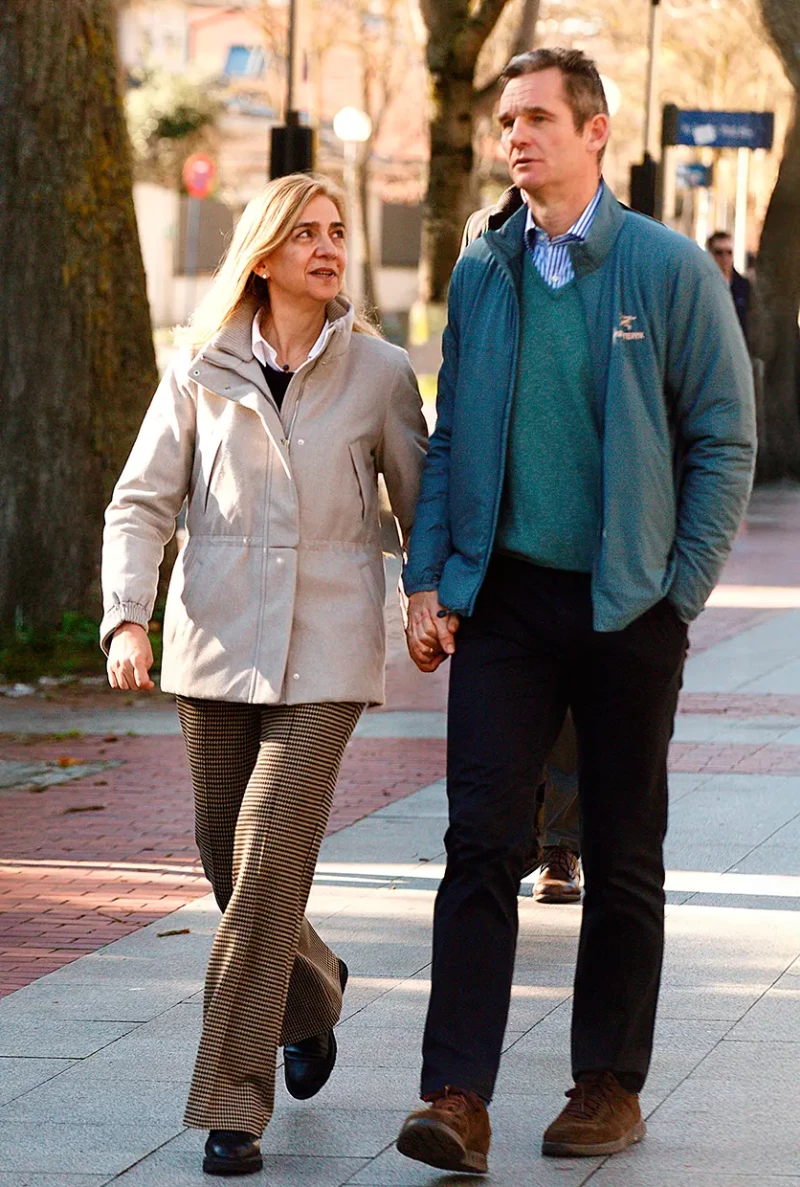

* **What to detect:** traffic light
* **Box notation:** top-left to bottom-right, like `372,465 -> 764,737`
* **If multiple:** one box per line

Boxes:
629,155 -> 657,218
270,116 -> 315,179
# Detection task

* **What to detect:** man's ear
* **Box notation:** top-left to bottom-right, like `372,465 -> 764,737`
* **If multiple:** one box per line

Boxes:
586,112 -> 610,158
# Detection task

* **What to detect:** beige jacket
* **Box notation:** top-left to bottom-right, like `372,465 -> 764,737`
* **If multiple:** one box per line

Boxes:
101,297 -> 427,705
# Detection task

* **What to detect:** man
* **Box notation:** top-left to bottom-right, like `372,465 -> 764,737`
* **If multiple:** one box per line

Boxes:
396,47 -> 755,1173
707,230 -> 752,344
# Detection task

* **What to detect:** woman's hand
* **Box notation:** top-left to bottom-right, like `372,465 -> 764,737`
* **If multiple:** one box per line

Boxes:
406,591 -> 459,672
107,623 -> 155,691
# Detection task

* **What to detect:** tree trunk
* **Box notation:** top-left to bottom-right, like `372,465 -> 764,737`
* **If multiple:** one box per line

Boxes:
357,141 -> 379,319
755,0 -> 800,481
420,71 -> 477,303
0,1 -> 157,632
755,108 -> 800,480
417,0 -> 513,306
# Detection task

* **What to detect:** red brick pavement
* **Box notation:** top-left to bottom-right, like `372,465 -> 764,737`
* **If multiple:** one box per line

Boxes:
0,731 -> 445,998
679,693 -> 800,717
670,742 -> 800,773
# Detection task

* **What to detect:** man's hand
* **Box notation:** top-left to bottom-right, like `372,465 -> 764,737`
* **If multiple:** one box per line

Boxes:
107,623 -> 155,691
406,591 -> 460,672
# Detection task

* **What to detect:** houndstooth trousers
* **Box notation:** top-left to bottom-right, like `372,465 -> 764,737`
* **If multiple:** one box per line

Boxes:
175,696 -> 363,1135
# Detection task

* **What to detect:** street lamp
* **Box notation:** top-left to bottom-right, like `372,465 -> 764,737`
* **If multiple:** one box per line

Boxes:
270,0 -> 314,178
333,106 -> 372,298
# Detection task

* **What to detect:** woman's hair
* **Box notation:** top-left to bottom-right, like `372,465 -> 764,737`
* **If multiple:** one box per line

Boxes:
177,172 -> 378,349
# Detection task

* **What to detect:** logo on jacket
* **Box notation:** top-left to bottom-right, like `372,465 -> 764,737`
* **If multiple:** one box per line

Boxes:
614,314 -> 646,342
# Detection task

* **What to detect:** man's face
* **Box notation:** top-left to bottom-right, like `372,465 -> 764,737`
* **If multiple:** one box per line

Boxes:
709,236 -> 734,281
497,68 -> 608,199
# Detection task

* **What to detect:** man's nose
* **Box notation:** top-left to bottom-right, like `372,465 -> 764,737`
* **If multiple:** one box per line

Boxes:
507,118 -> 530,148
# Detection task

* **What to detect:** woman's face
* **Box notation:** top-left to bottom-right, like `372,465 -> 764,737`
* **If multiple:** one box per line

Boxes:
259,195 -> 347,307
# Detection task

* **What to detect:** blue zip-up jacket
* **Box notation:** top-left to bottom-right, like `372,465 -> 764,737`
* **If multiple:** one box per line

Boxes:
403,186 -> 756,631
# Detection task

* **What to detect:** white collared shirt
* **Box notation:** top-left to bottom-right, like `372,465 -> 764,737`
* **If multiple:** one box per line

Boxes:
524,181 -> 604,290
251,312 -> 334,373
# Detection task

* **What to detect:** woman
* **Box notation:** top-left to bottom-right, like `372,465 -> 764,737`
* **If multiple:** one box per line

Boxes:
101,173 -> 427,1176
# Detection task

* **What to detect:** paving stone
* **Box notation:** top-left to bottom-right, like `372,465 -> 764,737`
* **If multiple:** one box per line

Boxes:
171,1109 -> 410,1159
0,980 -> 198,1024
0,1122 -> 180,1175
0,1176 -> 111,1187
0,1058 -> 76,1107
113,1149 -> 368,1186
588,1172 -> 800,1187
0,1019 -> 137,1059
1,1074 -> 190,1126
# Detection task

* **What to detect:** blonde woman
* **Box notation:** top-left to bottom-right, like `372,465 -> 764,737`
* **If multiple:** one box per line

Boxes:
101,173 -> 427,1176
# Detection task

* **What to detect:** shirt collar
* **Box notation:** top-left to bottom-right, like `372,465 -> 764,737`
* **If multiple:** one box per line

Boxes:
251,311 -> 334,372
524,179 -> 605,247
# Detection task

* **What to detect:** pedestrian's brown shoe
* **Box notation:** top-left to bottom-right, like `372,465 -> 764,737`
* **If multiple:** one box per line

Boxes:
397,1087 -> 491,1173
542,1071 -> 645,1157
534,847 -> 582,903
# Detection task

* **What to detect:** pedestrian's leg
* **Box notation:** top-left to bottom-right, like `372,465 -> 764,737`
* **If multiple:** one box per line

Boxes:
541,710 -> 580,853
570,599 -> 687,1092
421,559 -> 570,1101
176,697 -> 262,912
184,701 -> 362,1136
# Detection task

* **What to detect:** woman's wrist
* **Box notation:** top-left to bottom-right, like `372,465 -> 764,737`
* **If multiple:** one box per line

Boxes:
113,621 -> 147,638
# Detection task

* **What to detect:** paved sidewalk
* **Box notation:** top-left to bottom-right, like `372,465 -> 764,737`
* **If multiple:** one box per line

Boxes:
1,487 -> 800,1185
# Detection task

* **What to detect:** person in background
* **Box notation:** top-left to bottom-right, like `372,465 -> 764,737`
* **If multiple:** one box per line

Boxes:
707,230 -> 751,344
101,173 -> 426,1177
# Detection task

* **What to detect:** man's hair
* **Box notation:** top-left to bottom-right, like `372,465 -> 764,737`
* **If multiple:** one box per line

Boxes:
499,47 -> 609,131
706,230 -> 732,251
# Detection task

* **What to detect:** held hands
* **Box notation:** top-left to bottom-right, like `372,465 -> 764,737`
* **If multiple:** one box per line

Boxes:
107,623 -> 155,691
405,591 -> 459,672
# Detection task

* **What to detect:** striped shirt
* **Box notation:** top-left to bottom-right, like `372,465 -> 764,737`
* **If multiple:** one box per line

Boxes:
524,181 -> 604,290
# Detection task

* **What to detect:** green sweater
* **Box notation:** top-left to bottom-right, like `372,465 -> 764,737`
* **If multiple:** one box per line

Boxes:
496,259 -> 601,571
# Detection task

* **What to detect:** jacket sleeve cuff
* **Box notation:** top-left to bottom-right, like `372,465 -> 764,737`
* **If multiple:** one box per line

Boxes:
99,602 -> 151,656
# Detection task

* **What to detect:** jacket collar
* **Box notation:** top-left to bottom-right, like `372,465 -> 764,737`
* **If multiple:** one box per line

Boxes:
193,293 -> 354,373
481,183 -> 626,283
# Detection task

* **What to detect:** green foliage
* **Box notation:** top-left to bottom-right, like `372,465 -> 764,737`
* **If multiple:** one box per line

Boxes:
0,611 -> 163,684
126,68 -> 224,187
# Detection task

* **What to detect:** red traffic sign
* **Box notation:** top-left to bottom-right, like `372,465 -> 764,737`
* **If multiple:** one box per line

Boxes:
182,153 -> 216,199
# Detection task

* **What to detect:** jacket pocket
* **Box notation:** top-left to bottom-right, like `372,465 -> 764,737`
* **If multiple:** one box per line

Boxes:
201,436 -> 223,513
348,443 -> 367,521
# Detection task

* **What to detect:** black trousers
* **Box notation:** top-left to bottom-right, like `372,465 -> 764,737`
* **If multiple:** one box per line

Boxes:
420,556 -> 688,1100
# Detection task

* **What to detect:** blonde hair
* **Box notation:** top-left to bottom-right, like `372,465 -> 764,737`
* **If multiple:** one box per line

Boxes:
177,172 -> 379,349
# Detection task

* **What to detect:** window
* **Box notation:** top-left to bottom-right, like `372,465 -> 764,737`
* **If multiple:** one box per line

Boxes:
223,45 -> 265,78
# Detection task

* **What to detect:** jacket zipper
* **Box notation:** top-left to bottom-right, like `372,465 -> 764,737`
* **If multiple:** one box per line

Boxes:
466,251 -> 520,616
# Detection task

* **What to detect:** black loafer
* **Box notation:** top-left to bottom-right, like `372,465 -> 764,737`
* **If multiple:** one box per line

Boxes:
284,958 -> 348,1100
203,1130 -> 262,1176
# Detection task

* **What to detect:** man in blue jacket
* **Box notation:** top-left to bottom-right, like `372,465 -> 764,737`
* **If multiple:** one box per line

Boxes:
396,47 -> 755,1173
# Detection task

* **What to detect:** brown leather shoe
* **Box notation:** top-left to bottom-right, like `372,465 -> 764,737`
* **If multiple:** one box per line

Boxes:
542,1071 -> 646,1157
397,1087 -> 491,1173
534,847 -> 581,903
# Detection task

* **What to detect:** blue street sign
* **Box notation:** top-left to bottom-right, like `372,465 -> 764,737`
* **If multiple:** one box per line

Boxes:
669,109 -> 774,150
676,162 -> 713,189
